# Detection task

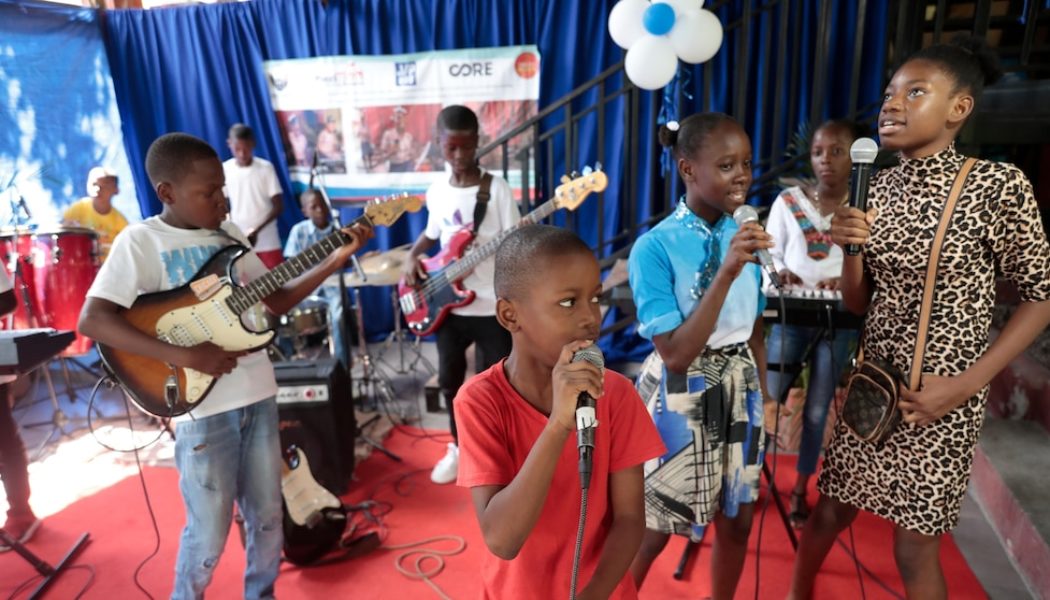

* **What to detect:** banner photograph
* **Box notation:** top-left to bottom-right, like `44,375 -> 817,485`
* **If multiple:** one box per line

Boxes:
264,45 -> 540,200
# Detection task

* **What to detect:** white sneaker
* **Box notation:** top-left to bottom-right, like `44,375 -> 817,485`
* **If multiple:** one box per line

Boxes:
430,443 -> 459,484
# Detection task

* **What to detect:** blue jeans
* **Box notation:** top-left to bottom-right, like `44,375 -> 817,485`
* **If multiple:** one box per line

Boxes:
765,324 -> 856,475
172,398 -> 283,600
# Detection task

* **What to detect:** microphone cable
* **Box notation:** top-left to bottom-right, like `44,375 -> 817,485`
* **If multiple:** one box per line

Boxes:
85,373 -> 173,600
568,487 -> 589,600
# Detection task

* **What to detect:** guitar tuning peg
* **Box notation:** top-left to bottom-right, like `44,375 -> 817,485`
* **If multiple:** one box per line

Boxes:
581,165 -> 593,176
560,174 -> 571,184
594,162 -> 603,172
569,170 -> 580,179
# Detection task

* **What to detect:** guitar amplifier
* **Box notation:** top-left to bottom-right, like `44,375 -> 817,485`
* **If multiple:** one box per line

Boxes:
274,358 -> 355,494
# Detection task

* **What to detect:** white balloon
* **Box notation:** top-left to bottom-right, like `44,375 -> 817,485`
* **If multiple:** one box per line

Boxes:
608,0 -> 649,50
654,0 -> 704,17
625,35 -> 678,90
670,9 -> 724,64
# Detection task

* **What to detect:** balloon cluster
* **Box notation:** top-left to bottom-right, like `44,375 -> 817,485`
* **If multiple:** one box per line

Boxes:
609,0 -> 724,90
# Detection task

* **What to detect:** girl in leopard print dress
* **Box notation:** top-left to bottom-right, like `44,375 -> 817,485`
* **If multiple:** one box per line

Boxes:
789,36 -> 1050,599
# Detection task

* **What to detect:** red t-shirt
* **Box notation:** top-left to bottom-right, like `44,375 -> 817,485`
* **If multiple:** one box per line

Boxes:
456,361 -> 667,599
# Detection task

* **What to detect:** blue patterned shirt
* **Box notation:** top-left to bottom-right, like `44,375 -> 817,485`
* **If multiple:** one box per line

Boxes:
628,201 -> 765,347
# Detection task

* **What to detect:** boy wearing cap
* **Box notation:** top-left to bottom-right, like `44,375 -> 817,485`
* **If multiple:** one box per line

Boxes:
63,166 -> 130,262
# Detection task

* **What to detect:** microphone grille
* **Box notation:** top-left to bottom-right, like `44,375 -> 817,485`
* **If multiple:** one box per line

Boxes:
850,137 -> 879,164
732,204 -> 758,226
572,345 -> 605,371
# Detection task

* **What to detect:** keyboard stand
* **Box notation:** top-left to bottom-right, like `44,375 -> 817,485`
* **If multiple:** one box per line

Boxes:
0,528 -> 90,600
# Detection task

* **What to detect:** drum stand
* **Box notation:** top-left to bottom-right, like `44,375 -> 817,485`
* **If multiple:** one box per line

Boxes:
0,528 -> 90,600
312,170 -> 401,463
378,290 -> 435,377
8,257 -> 76,442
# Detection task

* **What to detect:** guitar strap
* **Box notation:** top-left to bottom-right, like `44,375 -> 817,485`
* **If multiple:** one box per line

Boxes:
472,172 -> 492,235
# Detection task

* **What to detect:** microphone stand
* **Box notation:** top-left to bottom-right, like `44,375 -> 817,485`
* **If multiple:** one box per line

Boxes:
309,165 -> 353,371
310,166 -> 402,463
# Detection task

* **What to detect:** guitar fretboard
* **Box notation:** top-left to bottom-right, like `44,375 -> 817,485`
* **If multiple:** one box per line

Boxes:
225,215 -> 366,315
442,199 -> 559,282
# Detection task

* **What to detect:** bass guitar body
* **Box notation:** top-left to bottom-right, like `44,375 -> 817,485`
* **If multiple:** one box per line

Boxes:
98,245 -> 274,417
397,227 -> 476,337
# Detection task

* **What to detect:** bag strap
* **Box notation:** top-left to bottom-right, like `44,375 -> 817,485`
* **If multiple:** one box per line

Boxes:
471,172 -> 492,235
907,157 -> 976,390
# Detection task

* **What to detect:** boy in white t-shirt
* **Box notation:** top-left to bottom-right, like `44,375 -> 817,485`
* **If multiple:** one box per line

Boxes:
401,105 -> 521,484
78,133 -> 371,598
224,123 -> 284,268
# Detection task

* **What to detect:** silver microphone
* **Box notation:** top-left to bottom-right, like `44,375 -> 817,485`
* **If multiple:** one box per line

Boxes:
572,345 -> 603,489
732,205 -> 781,289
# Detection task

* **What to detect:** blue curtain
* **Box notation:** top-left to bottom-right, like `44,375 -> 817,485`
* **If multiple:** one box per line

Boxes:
0,0 -> 137,226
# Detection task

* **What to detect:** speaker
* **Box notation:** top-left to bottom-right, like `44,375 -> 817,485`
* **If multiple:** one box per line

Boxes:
274,358 -> 355,493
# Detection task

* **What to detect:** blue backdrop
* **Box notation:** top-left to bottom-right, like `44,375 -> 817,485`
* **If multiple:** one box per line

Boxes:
0,0 -> 138,227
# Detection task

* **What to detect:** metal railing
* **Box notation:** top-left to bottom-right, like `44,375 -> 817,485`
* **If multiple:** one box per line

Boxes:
478,1 -> 886,271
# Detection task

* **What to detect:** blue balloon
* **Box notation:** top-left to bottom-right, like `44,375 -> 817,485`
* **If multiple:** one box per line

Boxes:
642,3 -> 676,36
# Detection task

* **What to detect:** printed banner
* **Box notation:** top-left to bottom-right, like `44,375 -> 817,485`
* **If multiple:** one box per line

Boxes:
264,46 -> 540,200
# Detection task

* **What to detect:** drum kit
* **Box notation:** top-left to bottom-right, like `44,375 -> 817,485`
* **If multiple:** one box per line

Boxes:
1,225 -> 100,355
272,244 -> 434,408
0,223 -> 104,434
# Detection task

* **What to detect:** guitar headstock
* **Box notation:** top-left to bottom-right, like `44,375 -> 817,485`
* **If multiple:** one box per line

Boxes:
552,166 -> 608,211
364,192 -> 424,227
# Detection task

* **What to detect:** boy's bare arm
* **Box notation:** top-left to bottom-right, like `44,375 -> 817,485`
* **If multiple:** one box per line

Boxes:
247,193 -> 283,244
262,223 -> 372,315
470,341 -> 604,560
78,297 -> 243,378
470,423 -> 571,560
579,464 -> 645,599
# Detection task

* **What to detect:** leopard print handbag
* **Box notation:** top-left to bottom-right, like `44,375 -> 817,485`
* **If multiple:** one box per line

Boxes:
841,158 -> 976,445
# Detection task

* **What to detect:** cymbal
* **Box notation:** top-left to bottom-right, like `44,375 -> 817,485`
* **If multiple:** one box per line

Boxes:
326,244 -> 411,287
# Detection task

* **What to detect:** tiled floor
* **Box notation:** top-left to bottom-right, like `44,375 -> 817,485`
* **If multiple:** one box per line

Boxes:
4,340 -> 1037,598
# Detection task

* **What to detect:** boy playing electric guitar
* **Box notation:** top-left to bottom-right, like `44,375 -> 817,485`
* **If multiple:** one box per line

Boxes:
78,132 -> 371,598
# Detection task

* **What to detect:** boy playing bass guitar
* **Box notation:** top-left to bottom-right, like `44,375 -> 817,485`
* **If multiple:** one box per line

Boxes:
401,105 -> 521,485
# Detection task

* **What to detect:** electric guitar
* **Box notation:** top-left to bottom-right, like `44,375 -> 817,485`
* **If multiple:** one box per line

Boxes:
281,446 -> 347,566
398,168 -> 608,336
99,193 -> 423,417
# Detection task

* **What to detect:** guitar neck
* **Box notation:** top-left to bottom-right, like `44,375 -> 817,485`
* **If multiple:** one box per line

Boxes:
443,199 -> 559,281
226,214 -> 369,314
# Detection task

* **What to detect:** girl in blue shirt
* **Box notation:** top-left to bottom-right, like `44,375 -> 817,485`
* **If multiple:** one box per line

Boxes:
628,113 -> 774,599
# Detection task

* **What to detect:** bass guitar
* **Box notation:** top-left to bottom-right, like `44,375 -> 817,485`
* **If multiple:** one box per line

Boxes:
398,168 -> 607,336
99,193 -> 423,417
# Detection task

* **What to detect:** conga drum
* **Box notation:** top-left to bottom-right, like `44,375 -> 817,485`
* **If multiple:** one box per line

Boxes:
31,226 -> 100,355
0,226 -> 40,330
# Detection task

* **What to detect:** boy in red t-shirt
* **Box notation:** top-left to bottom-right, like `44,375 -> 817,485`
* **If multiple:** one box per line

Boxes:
456,224 -> 666,599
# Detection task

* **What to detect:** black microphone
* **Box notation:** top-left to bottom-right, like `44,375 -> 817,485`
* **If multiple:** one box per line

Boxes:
845,137 -> 879,256
572,345 -> 603,490
17,195 -> 31,220
732,205 -> 781,289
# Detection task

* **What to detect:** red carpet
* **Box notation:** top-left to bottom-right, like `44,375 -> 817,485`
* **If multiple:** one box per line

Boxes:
1,428 -> 987,599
